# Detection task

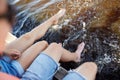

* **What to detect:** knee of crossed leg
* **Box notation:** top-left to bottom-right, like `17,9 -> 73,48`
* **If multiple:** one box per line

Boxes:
44,43 -> 63,54
35,41 -> 48,47
83,62 -> 98,73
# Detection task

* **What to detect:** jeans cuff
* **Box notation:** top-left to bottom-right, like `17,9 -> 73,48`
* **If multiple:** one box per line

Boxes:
69,70 -> 87,80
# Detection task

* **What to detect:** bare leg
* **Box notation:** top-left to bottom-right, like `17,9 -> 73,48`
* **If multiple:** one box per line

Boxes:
43,42 -> 85,63
17,41 -> 48,70
4,9 -> 66,54
75,62 -> 97,80
21,43 -> 97,80
18,41 -> 84,71
60,42 -> 85,62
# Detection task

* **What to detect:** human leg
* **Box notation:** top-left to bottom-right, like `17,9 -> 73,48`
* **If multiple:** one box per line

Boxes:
21,43 -> 62,80
0,41 -> 48,78
75,62 -> 97,80
63,62 -> 97,80
4,9 -> 66,55
17,41 -> 48,70
60,42 -> 85,62
21,42 -> 85,80
43,42 -> 85,62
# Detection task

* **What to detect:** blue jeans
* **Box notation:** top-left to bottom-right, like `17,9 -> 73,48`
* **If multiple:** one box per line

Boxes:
21,53 -> 86,80
0,56 -> 24,77
63,70 -> 86,80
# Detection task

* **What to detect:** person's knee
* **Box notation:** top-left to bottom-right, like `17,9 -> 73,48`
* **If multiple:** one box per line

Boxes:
75,62 -> 97,80
43,43 -> 62,53
49,43 -> 61,49
82,62 -> 97,72
20,33 -> 33,41
80,62 -> 97,74
41,41 -> 48,46
76,62 -> 98,73
49,43 -> 58,47
35,41 -> 48,47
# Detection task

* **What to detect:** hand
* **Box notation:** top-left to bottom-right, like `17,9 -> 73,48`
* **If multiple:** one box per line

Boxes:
4,49 -> 21,60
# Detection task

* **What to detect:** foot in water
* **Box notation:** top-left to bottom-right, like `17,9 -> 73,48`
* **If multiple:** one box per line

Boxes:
50,9 -> 66,25
74,42 -> 85,62
58,42 -> 85,62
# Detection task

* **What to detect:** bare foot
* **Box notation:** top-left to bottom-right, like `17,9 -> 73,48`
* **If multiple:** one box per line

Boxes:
74,42 -> 85,62
51,9 -> 66,25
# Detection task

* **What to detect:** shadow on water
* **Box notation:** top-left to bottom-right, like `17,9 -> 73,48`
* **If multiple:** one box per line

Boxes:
10,0 -> 120,80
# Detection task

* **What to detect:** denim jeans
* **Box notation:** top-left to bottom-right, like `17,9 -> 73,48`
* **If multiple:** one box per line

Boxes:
21,53 -> 86,80
0,56 -> 24,77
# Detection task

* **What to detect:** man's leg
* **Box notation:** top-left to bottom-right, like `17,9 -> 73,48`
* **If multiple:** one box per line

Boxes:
4,9 -> 66,54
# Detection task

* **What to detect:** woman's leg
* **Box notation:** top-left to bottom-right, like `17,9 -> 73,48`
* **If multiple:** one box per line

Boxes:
17,41 -> 48,70
63,62 -> 97,80
4,9 -> 66,54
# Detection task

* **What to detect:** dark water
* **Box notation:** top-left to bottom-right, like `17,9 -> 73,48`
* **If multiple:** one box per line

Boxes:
10,0 -> 120,80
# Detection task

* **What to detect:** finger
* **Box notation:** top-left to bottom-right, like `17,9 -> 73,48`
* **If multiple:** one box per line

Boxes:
11,54 -> 20,60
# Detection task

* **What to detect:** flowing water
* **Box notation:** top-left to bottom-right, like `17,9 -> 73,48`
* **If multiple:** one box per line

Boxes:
10,0 -> 120,80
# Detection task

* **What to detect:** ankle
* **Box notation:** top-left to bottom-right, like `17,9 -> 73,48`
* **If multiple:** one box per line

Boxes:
73,53 -> 80,62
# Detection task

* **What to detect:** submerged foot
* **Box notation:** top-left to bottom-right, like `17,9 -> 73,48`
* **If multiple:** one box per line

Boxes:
74,42 -> 85,62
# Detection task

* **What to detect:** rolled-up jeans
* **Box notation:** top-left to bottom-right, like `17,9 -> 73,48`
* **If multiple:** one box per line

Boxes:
0,56 -> 24,78
21,52 -> 86,80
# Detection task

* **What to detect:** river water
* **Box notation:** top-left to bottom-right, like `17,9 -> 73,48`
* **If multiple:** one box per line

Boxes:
10,0 -> 120,80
